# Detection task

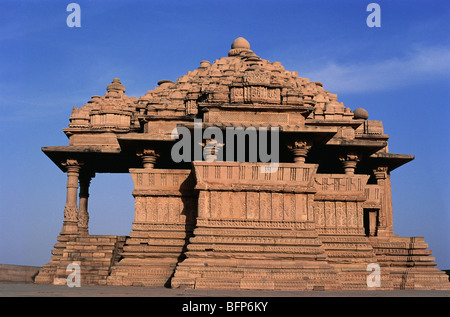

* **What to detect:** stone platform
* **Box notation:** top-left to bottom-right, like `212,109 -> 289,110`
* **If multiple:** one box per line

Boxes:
0,265 -> 41,284
1,283 -> 449,297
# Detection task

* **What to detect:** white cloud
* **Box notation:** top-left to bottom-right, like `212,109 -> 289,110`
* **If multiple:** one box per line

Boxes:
302,46 -> 450,93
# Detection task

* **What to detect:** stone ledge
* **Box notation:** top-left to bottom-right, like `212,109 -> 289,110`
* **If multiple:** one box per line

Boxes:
0,264 -> 41,284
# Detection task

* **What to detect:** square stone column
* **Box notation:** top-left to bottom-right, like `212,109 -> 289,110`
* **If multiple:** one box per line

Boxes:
373,166 -> 394,236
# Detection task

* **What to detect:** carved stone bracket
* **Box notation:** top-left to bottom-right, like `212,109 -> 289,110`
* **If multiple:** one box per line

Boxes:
338,152 -> 361,175
137,148 -> 160,168
373,166 -> 388,180
286,139 -> 313,163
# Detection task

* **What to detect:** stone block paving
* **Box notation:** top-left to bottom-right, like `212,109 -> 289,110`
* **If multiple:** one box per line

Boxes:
1,283 -> 449,297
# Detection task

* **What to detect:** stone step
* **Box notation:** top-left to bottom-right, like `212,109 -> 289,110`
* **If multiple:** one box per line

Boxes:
172,265 -> 342,290
186,243 -> 325,255
66,240 -> 118,246
75,235 -> 126,243
323,243 -> 374,250
320,235 -> 371,243
129,231 -> 189,239
125,238 -> 188,246
325,251 -> 376,259
189,235 -> 323,246
122,245 -> 185,253
194,227 -> 319,238
185,251 -> 326,262
56,266 -> 110,276
35,234 -> 127,286
62,251 -> 115,259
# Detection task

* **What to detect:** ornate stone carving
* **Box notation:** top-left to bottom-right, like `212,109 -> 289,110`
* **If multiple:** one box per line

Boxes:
136,148 -> 160,168
60,159 -> 84,235
373,166 -> 388,179
243,69 -> 271,86
77,208 -> 89,233
63,206 -> 78,222
286,139 -> 313,163
338,152 -> 361,175
68,78 -> 138,132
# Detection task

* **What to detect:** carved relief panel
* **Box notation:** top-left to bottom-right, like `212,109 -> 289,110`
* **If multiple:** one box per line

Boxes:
313,174 -> 368,234
193,162 -> 317,223
130,169 -> 197,226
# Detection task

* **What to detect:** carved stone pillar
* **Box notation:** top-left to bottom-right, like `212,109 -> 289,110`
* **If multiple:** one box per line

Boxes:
339,152 -> 360,175
61,159 -> 83,235
373,166 -> 393,236
287,139 -> 312,163
137,148 -> 159,168
78,172 -> 94,235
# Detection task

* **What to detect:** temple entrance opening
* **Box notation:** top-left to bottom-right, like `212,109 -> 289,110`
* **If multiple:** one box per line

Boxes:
88,173 -> 134,236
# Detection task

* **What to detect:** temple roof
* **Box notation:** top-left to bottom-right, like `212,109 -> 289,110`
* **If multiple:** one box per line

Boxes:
43,37 -> 413,173
65,37 -> 367,131
137,37 -> 355,121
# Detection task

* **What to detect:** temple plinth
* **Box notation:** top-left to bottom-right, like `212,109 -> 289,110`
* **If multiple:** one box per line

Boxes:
35,38 -> 450,290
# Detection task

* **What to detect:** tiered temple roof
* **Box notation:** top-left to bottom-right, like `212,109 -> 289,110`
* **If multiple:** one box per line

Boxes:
44,37 -> 412,173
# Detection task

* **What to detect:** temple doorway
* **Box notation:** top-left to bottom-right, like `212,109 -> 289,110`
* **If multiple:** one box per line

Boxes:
363,208 -> 379,237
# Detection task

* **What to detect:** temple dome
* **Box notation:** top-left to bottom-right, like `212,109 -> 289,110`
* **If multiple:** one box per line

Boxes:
228,37 -> 252,56
231,37 -> 250,49
107,78 -> 126,93
353,108 -> 369,120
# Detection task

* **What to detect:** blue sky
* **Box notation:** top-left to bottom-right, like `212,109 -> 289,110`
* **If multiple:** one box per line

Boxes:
0,0 -> 449,270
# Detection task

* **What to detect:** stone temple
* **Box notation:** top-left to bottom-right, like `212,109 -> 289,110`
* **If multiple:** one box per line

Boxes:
35,37 -> 450,290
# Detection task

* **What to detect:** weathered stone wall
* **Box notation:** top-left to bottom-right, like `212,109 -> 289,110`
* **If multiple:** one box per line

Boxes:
0,264 -> 41,284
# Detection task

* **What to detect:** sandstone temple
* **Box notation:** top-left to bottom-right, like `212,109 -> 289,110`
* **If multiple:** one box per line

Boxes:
35,37 -> 450,290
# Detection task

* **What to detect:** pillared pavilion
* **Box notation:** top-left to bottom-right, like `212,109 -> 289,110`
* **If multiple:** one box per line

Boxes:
35,37 -> 450,290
